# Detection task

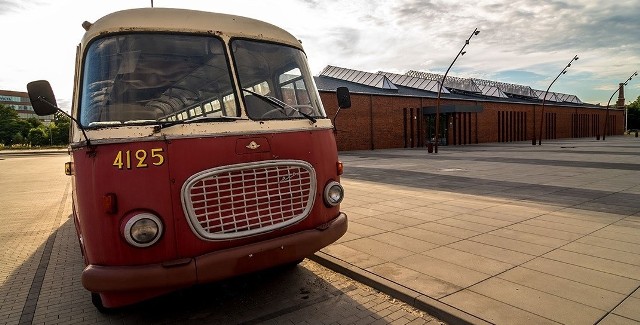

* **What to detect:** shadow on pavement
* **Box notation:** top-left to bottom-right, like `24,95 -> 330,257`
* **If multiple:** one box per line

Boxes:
2,217 -> 435,324
344,165 -> 640,216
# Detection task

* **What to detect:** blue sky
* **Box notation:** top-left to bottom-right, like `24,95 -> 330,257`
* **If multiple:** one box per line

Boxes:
1,0 -> 639,110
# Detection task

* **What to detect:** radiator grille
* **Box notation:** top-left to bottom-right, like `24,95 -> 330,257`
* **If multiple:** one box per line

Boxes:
182,160 -> 316,240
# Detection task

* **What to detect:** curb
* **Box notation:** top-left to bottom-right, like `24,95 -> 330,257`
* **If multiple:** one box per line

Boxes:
0,149 -> 68,157
310,252 -> 492,325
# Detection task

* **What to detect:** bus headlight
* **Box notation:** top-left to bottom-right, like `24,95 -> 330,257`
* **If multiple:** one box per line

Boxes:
323,181 -> 344,206
123,213 -> 163,247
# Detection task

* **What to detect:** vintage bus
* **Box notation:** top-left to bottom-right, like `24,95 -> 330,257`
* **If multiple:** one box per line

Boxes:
27,8 -> 350,310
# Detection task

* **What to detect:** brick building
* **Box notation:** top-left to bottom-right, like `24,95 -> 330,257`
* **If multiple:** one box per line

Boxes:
315,66 -> 624,151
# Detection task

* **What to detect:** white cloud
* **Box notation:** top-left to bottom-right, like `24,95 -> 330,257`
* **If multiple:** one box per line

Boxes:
1,0 -> 639,108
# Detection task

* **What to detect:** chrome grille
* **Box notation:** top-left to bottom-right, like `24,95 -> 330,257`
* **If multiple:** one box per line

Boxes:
182,160 -> 316,240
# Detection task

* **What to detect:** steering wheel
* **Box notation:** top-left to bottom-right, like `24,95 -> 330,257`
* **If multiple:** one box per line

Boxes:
292,105 -> 314,115
260,108 -> 288,119
259,105 -> 315,119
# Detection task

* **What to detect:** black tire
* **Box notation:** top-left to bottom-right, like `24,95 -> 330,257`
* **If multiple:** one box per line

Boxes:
91,293 -> 112,313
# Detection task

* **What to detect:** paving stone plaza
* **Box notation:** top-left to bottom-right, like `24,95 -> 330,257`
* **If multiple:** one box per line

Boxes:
2,136 -> 640,324
316,136 -> 640,324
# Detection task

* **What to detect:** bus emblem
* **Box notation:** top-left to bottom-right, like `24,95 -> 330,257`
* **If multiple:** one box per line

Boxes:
246,141 -> 261,150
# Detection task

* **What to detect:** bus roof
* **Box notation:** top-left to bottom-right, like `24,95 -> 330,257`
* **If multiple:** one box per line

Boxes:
82,8 -> 303,50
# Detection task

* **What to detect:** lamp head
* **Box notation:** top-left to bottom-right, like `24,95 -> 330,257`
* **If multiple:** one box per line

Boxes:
474,30 -> 480,35
461,51 -> 466,56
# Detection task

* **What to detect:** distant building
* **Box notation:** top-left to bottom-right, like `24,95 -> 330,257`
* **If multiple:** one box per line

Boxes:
0,89 -> 53,122
316,65 -> 623,151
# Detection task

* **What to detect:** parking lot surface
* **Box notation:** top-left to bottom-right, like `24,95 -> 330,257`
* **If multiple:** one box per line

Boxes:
314,136 -> 640,324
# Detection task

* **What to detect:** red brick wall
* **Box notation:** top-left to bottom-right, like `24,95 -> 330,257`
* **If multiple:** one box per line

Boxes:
320,90 -> 624,151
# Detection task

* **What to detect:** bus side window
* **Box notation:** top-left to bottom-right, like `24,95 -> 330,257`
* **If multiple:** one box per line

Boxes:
278,68 -> 305,106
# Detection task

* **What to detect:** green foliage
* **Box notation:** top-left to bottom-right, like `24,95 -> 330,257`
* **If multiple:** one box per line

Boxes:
12,132 -> 25,145
628,96 -> 640,131
0,103 -> 69,147
0,104 -> 18,120
27,127 -> 49,146
52,112 -> 71,145
54,111 -> 71,125
26,117 -> 43,129
15,119 -> 31,138
50,123 -> 68,145
0,105 -> 20,145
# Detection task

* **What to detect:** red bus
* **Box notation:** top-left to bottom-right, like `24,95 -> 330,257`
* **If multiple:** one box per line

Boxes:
27,8 -> 351,310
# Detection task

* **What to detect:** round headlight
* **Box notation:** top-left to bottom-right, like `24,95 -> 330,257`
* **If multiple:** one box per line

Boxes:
324,181 -> 344,206
123,213 -> 163,247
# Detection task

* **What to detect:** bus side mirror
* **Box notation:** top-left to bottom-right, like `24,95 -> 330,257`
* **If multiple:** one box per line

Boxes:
333,87 -> 350,135
336,87 -> 351,109
26,79 -> 93,147
27,80 -> 60,116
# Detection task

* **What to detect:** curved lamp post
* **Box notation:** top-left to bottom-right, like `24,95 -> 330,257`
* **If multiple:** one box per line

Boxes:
434,28 -> 480,153
602,71 -> 637,140
534,55 -> 578,145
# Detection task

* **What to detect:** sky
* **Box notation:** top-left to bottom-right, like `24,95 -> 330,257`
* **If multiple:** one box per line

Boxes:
1,0 -> 639,111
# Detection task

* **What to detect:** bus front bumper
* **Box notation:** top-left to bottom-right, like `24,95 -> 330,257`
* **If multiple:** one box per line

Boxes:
82,212 -> 347,293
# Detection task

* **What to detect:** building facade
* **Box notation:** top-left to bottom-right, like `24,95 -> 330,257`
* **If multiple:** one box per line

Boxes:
315,66 -> 623,151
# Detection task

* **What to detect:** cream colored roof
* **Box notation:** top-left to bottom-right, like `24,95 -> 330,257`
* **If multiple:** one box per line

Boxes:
81,8 -> 302,49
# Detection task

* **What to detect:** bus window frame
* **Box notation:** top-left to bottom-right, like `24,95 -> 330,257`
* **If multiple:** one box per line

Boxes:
77,32 -> 241,128
230,37 -> 325,121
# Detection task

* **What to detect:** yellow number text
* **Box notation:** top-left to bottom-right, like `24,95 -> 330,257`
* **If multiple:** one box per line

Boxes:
113,148 -> 165,170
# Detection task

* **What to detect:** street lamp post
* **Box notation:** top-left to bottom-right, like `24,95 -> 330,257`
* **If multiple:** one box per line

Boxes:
602,71 -> 637,140
434,28 -> 480,153
624,100 -> 629,133
534,55 -> 578,145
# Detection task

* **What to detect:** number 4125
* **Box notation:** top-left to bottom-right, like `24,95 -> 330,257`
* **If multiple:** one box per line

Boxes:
113,148 -> 165,170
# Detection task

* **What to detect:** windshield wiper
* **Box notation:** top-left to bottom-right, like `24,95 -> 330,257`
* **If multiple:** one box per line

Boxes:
242,88 -> 317,123
153,116 -> 245,131
189,116 -> 247,123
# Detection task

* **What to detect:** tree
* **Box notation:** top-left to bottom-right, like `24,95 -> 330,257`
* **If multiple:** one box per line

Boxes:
628,96 -> 640,131
0,104 -> 68,147
52,111 -> 70,145
0,104 -> 20,145
15,119 -> 32,139
12,132 -> 25,145
28,127 -> 49,146
26,117 -> 43,129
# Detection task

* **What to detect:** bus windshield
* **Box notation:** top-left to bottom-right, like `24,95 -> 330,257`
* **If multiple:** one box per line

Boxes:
232,39 -> 326,121
79,34 -> 239,128
79,33 -> 326,128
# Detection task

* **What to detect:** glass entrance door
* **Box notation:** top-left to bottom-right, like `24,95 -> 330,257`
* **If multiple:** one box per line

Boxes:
425,114 -> 448,146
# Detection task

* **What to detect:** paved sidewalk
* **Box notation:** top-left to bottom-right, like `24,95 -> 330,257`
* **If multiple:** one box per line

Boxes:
313,136 -> 640,325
